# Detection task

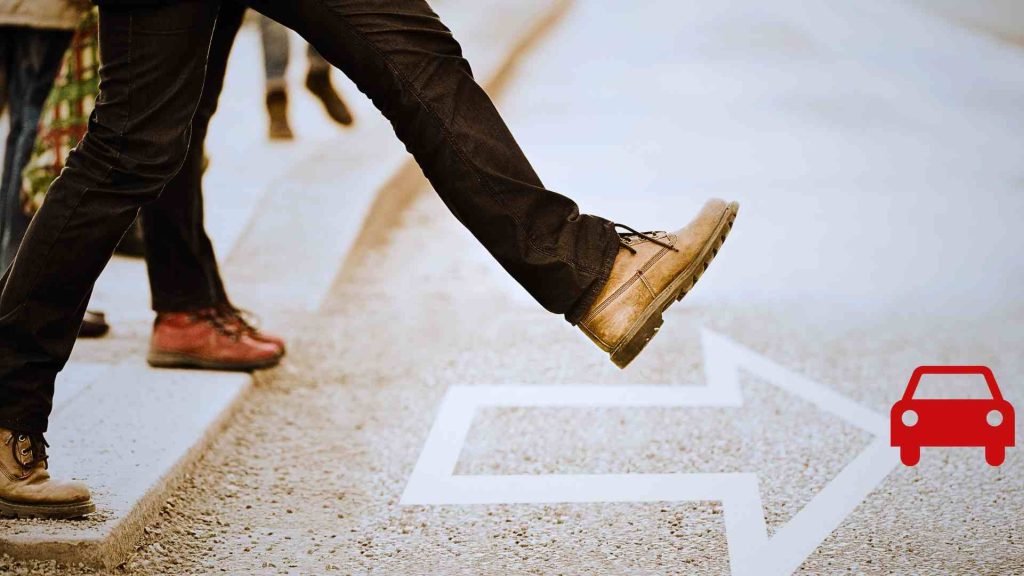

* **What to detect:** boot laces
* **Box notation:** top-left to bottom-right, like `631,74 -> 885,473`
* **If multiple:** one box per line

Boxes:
215,305 -> 262,338
190,309 -> 244,341
614,223 -> 679,255
5,432 -> 49,470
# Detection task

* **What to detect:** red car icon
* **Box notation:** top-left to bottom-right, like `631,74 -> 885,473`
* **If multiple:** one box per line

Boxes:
891,366 -> 1014,466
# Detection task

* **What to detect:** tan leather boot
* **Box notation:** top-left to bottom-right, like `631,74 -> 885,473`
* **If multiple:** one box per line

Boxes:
579,199 -> 739,368
0,429 -> 95,519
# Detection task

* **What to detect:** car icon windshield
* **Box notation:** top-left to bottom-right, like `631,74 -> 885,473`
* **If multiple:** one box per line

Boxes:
902,366 -> 1003,401
911,373 -> 994,400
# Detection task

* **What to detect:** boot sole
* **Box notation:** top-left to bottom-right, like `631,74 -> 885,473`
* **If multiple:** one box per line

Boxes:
0,496 -> 95,520
147,350 -> 281,372
609,201 -> 739,369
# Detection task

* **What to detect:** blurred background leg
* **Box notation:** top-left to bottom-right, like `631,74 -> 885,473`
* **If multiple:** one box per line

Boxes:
304,44 -> 353,126
258,14 -> 293,140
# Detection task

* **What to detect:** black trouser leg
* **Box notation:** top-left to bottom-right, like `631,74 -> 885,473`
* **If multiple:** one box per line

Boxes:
0,1 -> 220,433
142,1 -> 246,313
245,0 -> 621,321
0,0 -> 622,434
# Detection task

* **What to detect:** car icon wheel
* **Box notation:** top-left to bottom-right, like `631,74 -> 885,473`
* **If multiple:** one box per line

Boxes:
985,445 -> 1005,467
900,445 -> 920,466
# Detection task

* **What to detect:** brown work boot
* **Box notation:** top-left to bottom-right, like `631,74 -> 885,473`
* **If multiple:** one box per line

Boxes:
579,199 -> 739,368
265,87 -> 294,141
147,309 -> 282,371
216,306 -> 287,355
305,69 -> 354,126
0,429 -> 95,519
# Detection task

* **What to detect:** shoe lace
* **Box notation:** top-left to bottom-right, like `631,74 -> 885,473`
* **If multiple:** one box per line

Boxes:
4,432 -> 49,470
190,308 -> 244,341
614,223 -> 679,255
216,305 -> 261,337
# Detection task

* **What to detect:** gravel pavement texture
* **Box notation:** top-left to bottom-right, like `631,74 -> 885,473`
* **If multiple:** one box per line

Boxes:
2,0 -> 1022,574
5,187 -> 1017,575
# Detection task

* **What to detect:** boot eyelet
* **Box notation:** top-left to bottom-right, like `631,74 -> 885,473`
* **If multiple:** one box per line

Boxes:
17,435 -> 26,442
20,448 -> 29,455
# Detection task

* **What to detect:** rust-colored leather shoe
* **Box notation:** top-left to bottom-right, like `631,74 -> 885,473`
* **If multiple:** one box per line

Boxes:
216,306 -> 286,355
579,199 -> 739,368
147,309 -> 282,371
0,429 -> 94,519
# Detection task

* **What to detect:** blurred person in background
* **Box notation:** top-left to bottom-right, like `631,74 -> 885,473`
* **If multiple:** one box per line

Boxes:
7,4 -> 284,374
0,0 -> 109,338
259,14 -> 353,139
0,0 -> 738,520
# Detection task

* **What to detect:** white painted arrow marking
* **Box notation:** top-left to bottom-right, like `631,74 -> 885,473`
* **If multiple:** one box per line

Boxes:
401,328 -> 900,575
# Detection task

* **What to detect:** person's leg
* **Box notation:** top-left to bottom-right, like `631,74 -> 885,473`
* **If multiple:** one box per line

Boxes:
0,28 -> 73,271
247,1 -> 739,369
0,31 -> 8,116
306,44 -> 329,76
0,1 -> 220,435
0,28 -> 16,268
245,0 -> 621,322
304,43 -> 353,126
259,14 -> 290,92
143,2 -> 245,314
259,14 -> 293,139
142,1 -> 282,371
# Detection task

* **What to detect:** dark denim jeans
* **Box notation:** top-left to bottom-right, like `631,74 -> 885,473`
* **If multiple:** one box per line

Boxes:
0,27 -> 74,271
0,23 -> 233,315
142,1 -> 246,312
0,0 -> 620,433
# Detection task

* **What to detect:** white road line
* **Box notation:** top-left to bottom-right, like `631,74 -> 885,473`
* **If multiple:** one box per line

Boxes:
401,328 -> 900,575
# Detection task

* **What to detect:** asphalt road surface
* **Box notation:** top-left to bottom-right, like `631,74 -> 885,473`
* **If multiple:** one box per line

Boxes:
3,0 -> 1020,574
